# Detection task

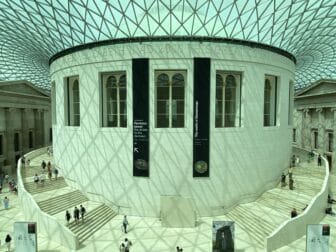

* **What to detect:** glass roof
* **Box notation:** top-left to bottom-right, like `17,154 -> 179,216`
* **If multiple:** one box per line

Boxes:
0,0 -> 335,90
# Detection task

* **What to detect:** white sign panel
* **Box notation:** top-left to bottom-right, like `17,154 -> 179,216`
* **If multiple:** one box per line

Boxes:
306,224 -> 330,252
14,222 -> 37,252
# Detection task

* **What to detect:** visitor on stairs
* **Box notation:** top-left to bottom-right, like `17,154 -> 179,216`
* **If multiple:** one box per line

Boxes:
80,204 -> 86,223
317,154 -> 322,166
33,174 -> 39,187
328,194 -> 336,204
291,208 -> 298,218
65,210 -> 71,225
74,206 -> 80,224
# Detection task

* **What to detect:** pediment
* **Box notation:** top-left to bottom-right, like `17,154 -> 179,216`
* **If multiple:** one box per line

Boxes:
297,80 -> 336,97
0,81 -> 48,97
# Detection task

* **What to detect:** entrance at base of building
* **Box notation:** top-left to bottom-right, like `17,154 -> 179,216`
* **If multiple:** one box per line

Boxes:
326,154 -> 332,172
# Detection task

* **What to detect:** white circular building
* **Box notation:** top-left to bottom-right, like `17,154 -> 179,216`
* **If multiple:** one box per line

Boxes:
50,38 -> 295,216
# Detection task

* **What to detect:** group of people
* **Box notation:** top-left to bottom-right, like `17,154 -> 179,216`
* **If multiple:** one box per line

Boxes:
65,205 -> 86,225
0,172 -> 17,194
33,160 -> 59,186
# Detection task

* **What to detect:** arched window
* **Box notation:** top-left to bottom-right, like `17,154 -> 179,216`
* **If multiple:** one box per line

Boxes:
156,71 -> 186,128
65,76 -> 80,126
263,76 -> 277,127
224,75 -> 236,127
72,80 -> 80,126
215,72 -> 241,128
102,72 -> 127,127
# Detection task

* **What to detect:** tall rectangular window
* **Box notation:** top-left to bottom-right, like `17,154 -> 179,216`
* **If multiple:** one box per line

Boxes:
14,133 -> 20,152
28,131 -> 34,148
65,76 -> 80,126
0,134 -> 3,155
312,130 -> 318,149
155,70 -> 186,128
101,72 -> 127,127
293,128 -> 296,142
288,81 -> 294,125
215,71 -> 242,127
328,132 -> 333,152
264,75 -> 278,127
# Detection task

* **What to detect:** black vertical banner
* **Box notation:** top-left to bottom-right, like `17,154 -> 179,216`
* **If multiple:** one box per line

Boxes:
133,58 -> 149,177
193,58 -> 210,177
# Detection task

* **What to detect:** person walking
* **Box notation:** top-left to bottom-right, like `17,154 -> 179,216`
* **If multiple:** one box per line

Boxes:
125,238 -> 132,252
65,210 -> 71,225
3,196 -> 9,209
74,206 -> 80,224
5,234 -> 12,252
318,154 -> 322,166
80,204 -> 86,223
41,160 -> 46,172
122,215 -> 129,233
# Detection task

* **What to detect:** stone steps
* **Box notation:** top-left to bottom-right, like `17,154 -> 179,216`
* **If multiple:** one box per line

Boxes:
68,204 -> 117,243
37,190 -> 88,215
24,177 -> 67,194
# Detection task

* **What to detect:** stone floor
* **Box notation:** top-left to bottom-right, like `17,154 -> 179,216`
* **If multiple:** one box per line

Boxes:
0,154 -> 335,252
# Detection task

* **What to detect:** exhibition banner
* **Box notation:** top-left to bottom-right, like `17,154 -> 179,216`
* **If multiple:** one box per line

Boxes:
132,58 -> 150,177
306,224 -> 330,252
193,58 -> 210,177
13,222 -> 37,252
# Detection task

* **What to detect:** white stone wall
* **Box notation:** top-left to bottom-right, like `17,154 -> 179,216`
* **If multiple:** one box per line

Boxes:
50,42 -> 295,216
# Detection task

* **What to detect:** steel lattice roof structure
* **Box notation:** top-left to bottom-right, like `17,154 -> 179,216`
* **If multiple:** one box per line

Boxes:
0,0 -> 335,91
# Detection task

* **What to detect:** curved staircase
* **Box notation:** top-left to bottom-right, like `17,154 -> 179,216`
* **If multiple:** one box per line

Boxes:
21,154 -> 117,246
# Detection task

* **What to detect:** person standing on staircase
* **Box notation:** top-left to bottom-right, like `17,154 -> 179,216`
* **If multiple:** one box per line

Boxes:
65,210 -> 71,225
41,160 -> 46,172
318,154 -> 322,166
74,206 -> 80,224
80,204 -> 86,223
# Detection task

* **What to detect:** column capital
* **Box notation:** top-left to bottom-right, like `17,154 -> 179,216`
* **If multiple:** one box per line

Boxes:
316,108 -> 323,113
331,107 -> 336,112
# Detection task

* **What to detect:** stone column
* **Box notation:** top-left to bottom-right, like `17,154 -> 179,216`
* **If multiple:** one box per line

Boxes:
316,108 -> 325,153
332,108 -> 336,173
5,108 -> 15,172
40,109 -> 45,146
21,108 -> 29,154
34,109 -> 41,147
302,108 -> 311,149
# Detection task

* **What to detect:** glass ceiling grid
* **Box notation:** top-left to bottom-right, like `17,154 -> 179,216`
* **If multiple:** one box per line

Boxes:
0,0 -> 336,90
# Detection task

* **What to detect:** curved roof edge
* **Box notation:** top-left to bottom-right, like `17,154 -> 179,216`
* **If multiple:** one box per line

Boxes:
49,36 -> 296,65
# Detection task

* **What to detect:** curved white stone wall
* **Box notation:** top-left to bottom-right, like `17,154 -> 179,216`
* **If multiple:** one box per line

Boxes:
50,41 -> 295,217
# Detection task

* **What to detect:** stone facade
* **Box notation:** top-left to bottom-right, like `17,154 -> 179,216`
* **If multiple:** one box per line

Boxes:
293,79 -> 336,171
0,80 -> 51,174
